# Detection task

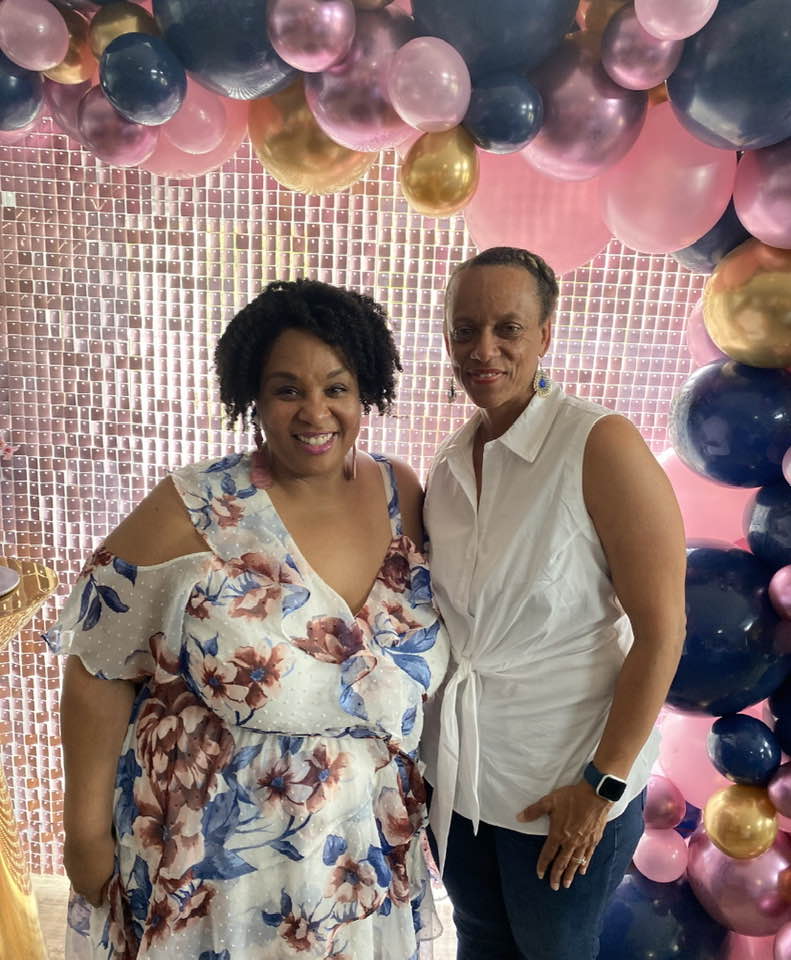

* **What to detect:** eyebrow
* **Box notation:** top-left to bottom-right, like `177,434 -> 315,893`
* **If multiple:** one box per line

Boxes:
264,367 -> 349,383
451,312 -> 523,324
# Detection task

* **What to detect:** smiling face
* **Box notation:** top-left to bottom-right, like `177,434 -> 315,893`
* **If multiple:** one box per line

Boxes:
446,264 -> 552,424
256,328 -> 362,479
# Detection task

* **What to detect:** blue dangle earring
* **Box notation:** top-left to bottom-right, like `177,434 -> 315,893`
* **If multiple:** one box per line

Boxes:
533,362 -> 551,397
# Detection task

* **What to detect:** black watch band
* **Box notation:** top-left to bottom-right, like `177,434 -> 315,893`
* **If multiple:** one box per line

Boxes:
583,761 -> 627,803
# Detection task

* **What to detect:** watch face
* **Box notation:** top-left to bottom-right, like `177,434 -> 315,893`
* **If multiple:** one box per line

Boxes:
599,776 -> 626,803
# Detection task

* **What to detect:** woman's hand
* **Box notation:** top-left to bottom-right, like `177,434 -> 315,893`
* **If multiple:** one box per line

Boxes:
517,782 -> 610,891
64,830 -> 115,907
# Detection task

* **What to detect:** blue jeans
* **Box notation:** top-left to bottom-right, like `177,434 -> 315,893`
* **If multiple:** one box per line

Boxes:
428,792 -> 644,960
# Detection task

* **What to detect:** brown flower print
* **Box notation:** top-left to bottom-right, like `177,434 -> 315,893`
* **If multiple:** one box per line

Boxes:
302,744 -> 350,814
230,643 -> 288,708
326,855 -> 379,912
209,493 -> 244,529
255,755 -> 313,812
377,542 -> 411,593
292,617 -> 365,664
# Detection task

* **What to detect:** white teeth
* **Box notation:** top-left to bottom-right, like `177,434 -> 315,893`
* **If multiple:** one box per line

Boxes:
296,433 -> 334,446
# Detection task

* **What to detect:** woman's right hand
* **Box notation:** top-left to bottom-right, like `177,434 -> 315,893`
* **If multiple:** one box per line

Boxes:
64,830 -> 115,907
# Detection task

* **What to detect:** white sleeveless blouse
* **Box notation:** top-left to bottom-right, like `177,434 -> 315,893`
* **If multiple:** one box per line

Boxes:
422,385 -> 658,867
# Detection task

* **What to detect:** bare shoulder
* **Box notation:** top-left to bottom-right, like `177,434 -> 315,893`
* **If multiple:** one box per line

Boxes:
583,414 -> 659,486
102,476 -> 210,565
388,456 -> 425,548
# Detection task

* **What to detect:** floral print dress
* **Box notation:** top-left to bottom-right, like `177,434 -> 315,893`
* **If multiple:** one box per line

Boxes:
45,451 -> 449,960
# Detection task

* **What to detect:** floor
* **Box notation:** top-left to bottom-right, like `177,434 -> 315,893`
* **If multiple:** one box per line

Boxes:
32,874 -> 458,960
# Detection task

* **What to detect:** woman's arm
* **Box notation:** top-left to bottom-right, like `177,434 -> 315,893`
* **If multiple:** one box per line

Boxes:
518,415 -> 686,890
390,458 -> 426,549
60,476 -> 209,903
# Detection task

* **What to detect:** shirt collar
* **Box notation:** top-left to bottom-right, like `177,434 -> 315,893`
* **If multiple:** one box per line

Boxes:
441,383 -> 564,466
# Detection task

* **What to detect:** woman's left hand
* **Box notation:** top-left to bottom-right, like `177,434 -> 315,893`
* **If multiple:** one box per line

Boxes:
517,782 -> 610,890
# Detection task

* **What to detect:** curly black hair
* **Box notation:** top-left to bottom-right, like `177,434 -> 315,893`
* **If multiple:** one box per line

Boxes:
446,246 -> 559,324
215,278 -> 402,427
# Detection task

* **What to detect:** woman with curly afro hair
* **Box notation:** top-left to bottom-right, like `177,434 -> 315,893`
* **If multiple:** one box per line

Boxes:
49,279 -> 450,960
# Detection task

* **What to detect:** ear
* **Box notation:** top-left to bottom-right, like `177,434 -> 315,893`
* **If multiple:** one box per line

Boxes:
540,314 -> 553,355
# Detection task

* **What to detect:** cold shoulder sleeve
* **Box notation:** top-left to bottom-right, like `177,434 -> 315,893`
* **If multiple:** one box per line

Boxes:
43,545 -> 211,681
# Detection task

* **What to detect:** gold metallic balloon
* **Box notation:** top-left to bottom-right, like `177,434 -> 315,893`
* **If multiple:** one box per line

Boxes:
576,0 -> 629,33
43,9 -> 94,85
248,79 -> 375,195
89,1 -> 159,59
648,82 -> 668,106
399,127 -> 479,218
703,238 -> 791,368
704,785 -> 778,860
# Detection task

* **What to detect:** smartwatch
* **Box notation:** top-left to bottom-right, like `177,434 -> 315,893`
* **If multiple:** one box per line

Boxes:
583,762 -> 627,803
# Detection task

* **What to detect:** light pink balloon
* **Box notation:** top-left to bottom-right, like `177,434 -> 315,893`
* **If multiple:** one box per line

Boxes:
464,151 -> 611,277
601,3 -> 684,91
724,933 -> 776,960
657,448 -> 758,544
141,98 -> 248,179
0,0 -> 69,72
633,828 -> 689,883
686,297 -> 727,367
44,76 -> 90,145
784,447 -> 791,486
162,78 -> 227,155
734,139 -> 791,251
77,87 -> 159,168
635,0 -> 719,41
658,709 -> 730,809
776,921 -> 791,959
601,101 -> 736,254
769,567 -> 791,621
388,37 -> 471,133
644,774 -> 687,829
268,0 -> 356,73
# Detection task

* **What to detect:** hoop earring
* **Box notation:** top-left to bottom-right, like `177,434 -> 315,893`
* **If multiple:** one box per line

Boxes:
344,443 -> 358,481
250,414 -> 274,489
533,363 -> 551,397
447,378 -> 457,403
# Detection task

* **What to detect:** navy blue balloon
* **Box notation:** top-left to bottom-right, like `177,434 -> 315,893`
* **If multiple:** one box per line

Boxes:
670,362 -> 791,488
671,200 -> 751,275
153,0 -> 295,99
667,0 -> 791,150
101,33 -> 186,126
675,801 -> 701,839
667,544 -> 790,715
599,871 -> 727,960
412,0 -> 577,81
769,673 -> 791,721
745,483 -> 791,572
706,714 -> 781,785
463,74 -> 543,154
773,713 -> 791,756
0,51 -> 43,132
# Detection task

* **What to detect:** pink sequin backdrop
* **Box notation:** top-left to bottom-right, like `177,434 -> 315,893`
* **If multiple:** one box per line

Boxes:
0,116 -> 700,873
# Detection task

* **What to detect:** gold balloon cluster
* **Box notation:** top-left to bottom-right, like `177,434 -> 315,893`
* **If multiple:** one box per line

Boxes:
249,79 -> 375,195
400,128 -> 479,217
704,785 -> 778,860
575,0 -> 629,34
703,238 -> 791,368
89,1 -> 159,59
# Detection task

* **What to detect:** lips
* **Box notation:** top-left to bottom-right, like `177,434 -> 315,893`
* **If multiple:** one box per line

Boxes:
294,432 -> 337,454
467,369 -> 504,383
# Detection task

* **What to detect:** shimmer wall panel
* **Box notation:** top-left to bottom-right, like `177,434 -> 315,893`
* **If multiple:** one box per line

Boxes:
0,118 -> 700,873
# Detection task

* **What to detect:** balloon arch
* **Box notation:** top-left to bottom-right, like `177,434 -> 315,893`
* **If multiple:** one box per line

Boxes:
3,0 -> 791,956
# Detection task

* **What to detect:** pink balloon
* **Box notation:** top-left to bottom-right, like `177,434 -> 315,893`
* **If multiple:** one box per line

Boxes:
305,7 -> 414,151
659,710 -> 730,809
776,921 -> 791,959
688,829 -> 791,937
162,78 -> 227,155
44,76 -> 90,145
645,774 -> 687,829
392,0 -> 412,9
768,761 -> 791,816
0,0 -> 69,72
268,0 -> 356,73
686,297 -> 727,367
524,33 -> 646,182
601,101 -> 737,254
734,139 -> 791,251
633,827 -> 689,882
77,86 -> 159,167
464,151 -> 611,277
769,567 -> 791,621
388,37 -> 471,133
601,4 -> 684,91
724,933 -> 776,960
141,98 -> 248,178
635,0 -> 719,41
657,449 -> 758,544
784,448 -> 791,486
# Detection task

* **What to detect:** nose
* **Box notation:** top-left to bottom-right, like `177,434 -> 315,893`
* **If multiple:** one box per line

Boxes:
470,327 -> 499,362
298,389 -> 332,425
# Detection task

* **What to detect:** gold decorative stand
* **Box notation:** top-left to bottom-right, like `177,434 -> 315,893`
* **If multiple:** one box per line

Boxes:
0,559 -> 58,960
